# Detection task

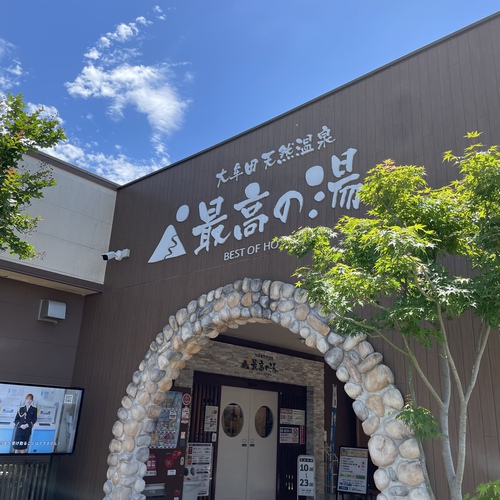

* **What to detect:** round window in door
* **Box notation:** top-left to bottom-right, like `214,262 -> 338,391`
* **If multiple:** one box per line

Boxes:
254,405 -> 274,438
221,403 -> 244,437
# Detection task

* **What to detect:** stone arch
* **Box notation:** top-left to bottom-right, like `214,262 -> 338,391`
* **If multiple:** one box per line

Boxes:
103,278 -> 429,500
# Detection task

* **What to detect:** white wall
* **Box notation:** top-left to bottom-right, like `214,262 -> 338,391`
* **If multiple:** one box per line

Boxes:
0,154 -> 117,285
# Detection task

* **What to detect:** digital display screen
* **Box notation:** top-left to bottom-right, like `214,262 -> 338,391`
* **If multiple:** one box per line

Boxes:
0,382 -> 84,455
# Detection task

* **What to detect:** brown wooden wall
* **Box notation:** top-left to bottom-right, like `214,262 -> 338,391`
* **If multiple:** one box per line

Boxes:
57,13 -> 500,499
0,278 -> 85,387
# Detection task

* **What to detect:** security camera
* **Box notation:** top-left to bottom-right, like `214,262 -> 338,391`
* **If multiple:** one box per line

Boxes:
102,249 -> 130,261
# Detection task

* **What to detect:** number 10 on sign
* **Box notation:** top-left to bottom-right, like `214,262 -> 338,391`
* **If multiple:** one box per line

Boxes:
297,455 -> 315,499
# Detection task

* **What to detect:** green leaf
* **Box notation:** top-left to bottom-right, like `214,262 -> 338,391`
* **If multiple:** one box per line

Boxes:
395,399 -> 441,440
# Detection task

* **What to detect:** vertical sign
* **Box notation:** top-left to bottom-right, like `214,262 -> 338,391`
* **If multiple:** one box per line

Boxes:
297,455 -> 315,498
329,385 -> 337,490
204,406 -> 218,432
331,385 -> 337,458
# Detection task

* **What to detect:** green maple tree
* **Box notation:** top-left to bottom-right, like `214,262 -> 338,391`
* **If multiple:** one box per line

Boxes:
279,133 -> 500,499
0,93 -> 66,259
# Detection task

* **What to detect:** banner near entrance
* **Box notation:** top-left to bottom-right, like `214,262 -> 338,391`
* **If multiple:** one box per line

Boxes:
337,446 -> 369,495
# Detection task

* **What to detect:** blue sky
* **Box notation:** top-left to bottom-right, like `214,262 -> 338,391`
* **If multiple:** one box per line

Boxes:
1,2 -> 499,184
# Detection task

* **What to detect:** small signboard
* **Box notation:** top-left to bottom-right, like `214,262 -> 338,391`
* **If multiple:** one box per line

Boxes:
280,408 -> 305,425
297,455 -> 315,498
337,446 -> 369,495
204,406 -> 218,432
280,426 -> 299,444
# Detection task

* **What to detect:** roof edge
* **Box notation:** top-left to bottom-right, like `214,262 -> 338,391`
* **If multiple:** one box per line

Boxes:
27,151 -> 119,190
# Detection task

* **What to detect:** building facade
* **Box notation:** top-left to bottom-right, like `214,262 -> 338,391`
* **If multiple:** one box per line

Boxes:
1,13 -> 500,500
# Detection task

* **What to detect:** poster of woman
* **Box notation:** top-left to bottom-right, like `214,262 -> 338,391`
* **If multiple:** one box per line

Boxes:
13,394 -> 37,453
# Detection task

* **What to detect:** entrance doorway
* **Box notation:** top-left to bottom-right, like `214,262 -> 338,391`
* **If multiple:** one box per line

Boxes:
190,371 -> 308,500
214,386 -> 278,500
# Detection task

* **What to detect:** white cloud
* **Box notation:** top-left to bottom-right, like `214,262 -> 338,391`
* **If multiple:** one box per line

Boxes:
151,133 -> 168,157
92,47 -> 142,67
99,36 -> 111,49
66,62 -> 189,135
45,141 -> 168,185
60,7 -> 192,182
68,8 -> 191,151
25,102 -> 64,124
9,63 -> 23,77
45,142 -> 86,164
113,23 -> 137,42
153,6 -> 167,21
84,48 -> 101,60
0,38 -> 26,91
83,19 -> 145,63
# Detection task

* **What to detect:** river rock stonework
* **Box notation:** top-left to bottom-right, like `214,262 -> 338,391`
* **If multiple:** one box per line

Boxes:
103,278 -> 429,500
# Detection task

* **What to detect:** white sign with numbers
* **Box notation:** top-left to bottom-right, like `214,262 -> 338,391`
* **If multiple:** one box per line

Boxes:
297,455 -> 315,498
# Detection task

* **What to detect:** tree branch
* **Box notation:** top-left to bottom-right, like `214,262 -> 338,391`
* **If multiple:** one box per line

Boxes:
331,310 -> 409,356
464,322 -> 491,405
401,334 -> 445,409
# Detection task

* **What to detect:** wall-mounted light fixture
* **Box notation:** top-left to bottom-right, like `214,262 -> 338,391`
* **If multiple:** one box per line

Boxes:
38,299 -> 66,324
101,249 -> 131,261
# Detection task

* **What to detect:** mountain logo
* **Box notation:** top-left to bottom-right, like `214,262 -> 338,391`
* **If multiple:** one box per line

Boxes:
148,225 -> 186,263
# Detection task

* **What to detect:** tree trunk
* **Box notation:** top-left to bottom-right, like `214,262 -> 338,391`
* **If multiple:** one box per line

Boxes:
437,343 -> 457,497
408,363 -> 436,500
450,324 -> 491,499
